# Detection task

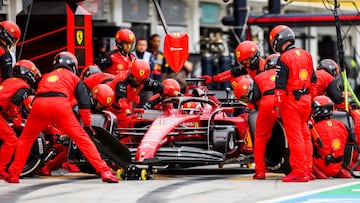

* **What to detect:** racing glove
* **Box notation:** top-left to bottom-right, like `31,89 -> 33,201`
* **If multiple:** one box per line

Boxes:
198,75 -> 213,84
79,109 -> 91,127
272,89 -> 285,117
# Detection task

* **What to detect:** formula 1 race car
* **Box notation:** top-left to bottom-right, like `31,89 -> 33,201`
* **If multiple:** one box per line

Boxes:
117,95 -> 254,172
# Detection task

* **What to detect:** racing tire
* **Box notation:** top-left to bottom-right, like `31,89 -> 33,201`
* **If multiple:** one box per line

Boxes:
7,123 -> 46,177
265,119 -> 291,174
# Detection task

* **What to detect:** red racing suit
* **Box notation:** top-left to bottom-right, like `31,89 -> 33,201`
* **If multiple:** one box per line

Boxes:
349,109 -> 360,169
212,58 -> 265,83
109,72 -> 165,130
251,68 -> 277,173
7,67 -> 110,177
83,72 -> 115,90
0,43 -> 13,82
97,49 -> 136,75
0,78 -> 31,174
314,69 -> 345,109
312,119 -> 348,177
276,46 -> 317,176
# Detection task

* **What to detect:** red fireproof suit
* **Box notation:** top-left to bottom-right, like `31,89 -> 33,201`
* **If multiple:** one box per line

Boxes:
83,72 -> 115,90
212,58 -> 265,83
312,119 -> 348,177
7,68 -> 110,177
314,69 -> 345,109
276,47 -> 317,177
350,109 -> 360,169
0,78 -> 31,175
98,49 -> 136,75
252,68 -> 277,173
109,72 -> 164,129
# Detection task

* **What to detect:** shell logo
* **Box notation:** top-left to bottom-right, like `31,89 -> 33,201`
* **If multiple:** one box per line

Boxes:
10,28 -> 15,33
93,88 -> 99,94
106,97 -> 112,104
139,69 -> 145,76
0,85 -> 4,91
186,103 -> 191,108
47,75 -> 59,82
356,110 -> 360,115
332,139 -> 341,150
117,64 -> 124,70
270,74 -> 276,81
295,50 -> 301,56
129,34 -> 135,41
327,120 -> 333,127
299,69 -> 308,81
231,81 -> 237,88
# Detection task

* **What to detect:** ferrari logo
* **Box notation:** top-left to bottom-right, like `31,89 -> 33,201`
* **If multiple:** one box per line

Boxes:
76,30 -> 84,46
299,69 -> 308,81
332,139 -> 341,150
139,69 -> 145,76
47,75 -> 59,82
117,64 -> 124,70
236,51 -> 240,58
106,97 -> 112,104
327,120 -> 333,127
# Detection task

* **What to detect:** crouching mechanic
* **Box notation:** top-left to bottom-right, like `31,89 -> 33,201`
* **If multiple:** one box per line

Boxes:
311,95 -> 352,179
5,51 -> 118,183
0,60 -> 41,179
109,59 -> 181,130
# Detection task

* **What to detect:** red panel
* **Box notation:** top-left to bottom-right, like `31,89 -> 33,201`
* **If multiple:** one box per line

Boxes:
66,3 -> 75,54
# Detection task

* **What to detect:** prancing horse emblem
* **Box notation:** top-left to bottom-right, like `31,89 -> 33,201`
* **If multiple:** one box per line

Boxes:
76,30 -> 83,45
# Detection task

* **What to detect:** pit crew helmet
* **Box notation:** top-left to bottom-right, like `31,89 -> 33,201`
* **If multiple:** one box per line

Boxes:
264,53 -> 280,70
53,51 -> 78,75
235,41 -> 260,70
92,84 -> 114,108
0,20 -> 21,47
162,78 -> 180,96
115,29 -> 136,54
269,25 -> 295,53
13,59 -> 41,87
80,64 -> 102,80
317,59 -> 339,78
129,59 -> 150,88
312,95 -> 334,121
233,77 -> 254,102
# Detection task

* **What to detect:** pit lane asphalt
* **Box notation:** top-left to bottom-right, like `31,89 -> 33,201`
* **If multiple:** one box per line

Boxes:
0,165 -> 359,203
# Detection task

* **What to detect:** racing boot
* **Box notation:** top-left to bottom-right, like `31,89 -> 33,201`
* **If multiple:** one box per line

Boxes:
62,162 -> 80,173
0,170 -> 8,179
334,167 -> 352,178
4,174 -> 19,183
100,170 -> 119,183
282,171 -> 309,182
312,165 -> 327,179
253,171 -> 265,180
